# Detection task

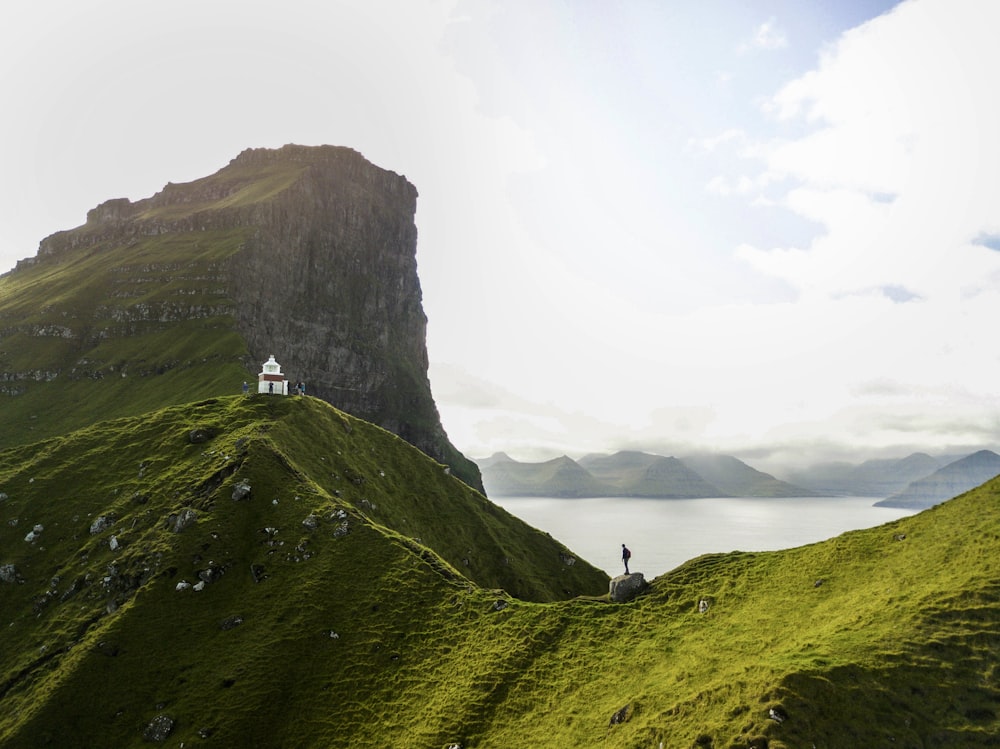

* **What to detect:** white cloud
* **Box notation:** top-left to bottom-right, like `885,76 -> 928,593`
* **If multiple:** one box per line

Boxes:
740,18 -> 788,53
744,0 -> 1000,303
691,128 -> 747,154
439,0 -> 1000,472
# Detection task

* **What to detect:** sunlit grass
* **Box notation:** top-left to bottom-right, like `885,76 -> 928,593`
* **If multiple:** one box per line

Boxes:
0,395 -> 997,747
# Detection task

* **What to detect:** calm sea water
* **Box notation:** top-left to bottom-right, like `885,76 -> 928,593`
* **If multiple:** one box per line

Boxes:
492,496 -> 916,578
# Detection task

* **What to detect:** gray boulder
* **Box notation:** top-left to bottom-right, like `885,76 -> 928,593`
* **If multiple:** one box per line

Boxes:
143,714 -> 174,742
609,573 -> 646,603
231,480 -> 252,501
89,515 -> 115,534
166,508 -> 197,533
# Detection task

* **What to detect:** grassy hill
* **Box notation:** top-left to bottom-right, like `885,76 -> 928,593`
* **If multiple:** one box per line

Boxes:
0,144 -> 484,491
2,395 -> 999,747
0,228 -> 252,448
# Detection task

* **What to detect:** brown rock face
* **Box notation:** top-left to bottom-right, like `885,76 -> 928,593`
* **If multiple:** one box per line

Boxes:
223,147 -> 433,449
6,144 -> 481,490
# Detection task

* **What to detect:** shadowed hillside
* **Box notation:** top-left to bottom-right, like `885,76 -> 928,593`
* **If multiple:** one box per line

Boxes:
2,395 -> 999,747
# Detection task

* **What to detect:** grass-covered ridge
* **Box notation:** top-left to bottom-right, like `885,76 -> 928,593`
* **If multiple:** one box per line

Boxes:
0,229 -> 253,448
1,396 -> 998,748
0,143 -> 483,491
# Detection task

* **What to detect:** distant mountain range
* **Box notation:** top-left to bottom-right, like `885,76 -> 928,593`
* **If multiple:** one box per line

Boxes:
478,449 -> 1000,507
476,450 -> 820,498
784,452 -> 954,497
874,450 -> 1000,509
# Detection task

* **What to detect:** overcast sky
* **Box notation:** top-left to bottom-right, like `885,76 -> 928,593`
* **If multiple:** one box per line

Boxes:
2,0 -> 999,475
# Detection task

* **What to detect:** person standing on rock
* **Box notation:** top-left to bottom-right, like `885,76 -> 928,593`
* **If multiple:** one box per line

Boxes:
621,543 -> 631,575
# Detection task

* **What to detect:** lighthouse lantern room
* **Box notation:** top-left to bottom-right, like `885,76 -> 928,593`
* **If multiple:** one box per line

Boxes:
258,354 -> 289,395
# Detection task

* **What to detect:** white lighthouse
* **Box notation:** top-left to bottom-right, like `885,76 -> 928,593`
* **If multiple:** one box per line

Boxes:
257,354 -> 289,395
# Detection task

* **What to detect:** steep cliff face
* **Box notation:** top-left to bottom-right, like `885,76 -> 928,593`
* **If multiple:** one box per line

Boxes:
221,148 -> 435,450
0,144 -> 481,490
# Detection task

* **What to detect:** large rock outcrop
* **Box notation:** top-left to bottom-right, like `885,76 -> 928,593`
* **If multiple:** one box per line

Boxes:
609,573 -> 647,603
1,144 -> 481,490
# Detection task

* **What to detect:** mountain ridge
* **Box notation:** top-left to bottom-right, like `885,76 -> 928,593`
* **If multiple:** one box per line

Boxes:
2,397 -> 998,746
479,450 -> 817,498
785,452 -> 950,496
0,144 -> 481,490
876,449 -> 1000,509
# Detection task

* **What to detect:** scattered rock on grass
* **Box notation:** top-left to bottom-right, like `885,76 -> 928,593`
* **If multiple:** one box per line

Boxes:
142,713 -> 174,742
231,480 -> 252,501
768,705 -> 788,723
220,615 -> 244,630
609,703 -> 631,726
90,515 -> 115,534
166,508 -> 197,533
188,427 -> 216,444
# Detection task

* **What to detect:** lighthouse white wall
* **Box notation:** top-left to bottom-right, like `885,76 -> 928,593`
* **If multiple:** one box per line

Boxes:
257,354 -> 289,395
258,379 -> 288,395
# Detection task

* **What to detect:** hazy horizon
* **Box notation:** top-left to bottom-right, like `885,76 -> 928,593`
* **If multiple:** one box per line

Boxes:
3,1 -> 999,476
467,442 -> 984,484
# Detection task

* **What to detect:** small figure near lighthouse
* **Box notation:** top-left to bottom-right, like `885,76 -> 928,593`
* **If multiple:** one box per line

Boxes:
257,355 -> 289,395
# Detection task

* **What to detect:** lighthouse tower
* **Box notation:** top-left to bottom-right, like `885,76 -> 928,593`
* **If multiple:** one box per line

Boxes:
257,354 -> 288,395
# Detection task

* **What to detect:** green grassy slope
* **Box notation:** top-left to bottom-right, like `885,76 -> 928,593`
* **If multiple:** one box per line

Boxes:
0,146 -> 484,492
1,396 -> 998,748
0,230 -> 253,448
